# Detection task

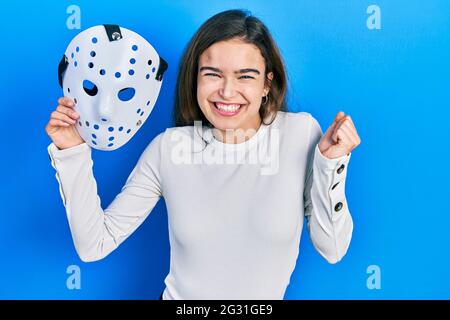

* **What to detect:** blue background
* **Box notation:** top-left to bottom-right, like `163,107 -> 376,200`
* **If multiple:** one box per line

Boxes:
0,0 -> 449,299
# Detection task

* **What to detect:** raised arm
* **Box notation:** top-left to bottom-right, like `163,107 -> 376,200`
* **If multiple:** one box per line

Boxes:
304,113 -> 359,263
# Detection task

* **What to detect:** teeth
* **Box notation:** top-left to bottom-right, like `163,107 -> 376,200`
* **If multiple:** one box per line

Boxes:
215,102 -> 242,112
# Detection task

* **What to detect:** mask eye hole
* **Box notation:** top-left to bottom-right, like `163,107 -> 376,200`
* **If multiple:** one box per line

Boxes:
118,87 -> 135,102
83,80 -> 98,96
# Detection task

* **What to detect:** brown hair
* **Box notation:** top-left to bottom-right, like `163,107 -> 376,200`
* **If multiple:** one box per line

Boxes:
173,9 -> 288,127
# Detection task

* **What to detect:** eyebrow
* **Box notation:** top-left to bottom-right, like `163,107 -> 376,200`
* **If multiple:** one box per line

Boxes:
199,66 -> 260,75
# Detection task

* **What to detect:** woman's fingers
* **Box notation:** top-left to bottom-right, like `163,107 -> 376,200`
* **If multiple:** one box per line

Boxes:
58,97 -> 75,108
339,123 -> 359,147
56,105 -> 79,120
333,120 -> 360,151
51,111 -> 77,125
342,119 -> 361,145
335,125 -> 353,148
49,118 -> 70,127
343,114 -> 357,132
47,97 -> 80,130
332,115 -> 348,143
333,111 -> 346,124
332,115 -> 357,144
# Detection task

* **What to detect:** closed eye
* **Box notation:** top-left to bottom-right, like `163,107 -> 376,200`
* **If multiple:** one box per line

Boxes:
204,73 -> 254,80
204,73 -> 220,77
239,75 -> 254,79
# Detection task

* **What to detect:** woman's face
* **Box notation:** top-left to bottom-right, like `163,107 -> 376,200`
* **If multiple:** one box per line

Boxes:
197,38 -> 273,135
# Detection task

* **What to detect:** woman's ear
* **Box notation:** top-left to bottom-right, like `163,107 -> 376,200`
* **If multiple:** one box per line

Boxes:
264,72 -> 274,95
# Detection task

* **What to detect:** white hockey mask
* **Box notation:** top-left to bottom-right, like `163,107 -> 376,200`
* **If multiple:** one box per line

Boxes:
58,24 -> 168,151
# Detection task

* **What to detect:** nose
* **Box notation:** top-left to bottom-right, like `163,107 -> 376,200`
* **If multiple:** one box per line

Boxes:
219,78 -> 237,99
97,94 -> 113,120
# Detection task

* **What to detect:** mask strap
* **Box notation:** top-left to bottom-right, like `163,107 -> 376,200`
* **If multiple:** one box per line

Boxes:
156,56 -> 168,81
58,55 -> 68,88
103,24 -> 122,41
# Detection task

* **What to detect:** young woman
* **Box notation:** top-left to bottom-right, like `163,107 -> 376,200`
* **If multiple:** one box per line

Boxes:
46,9 -> 361,300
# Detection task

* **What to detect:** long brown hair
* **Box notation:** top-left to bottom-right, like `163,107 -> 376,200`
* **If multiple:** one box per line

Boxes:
174,9 -> 288,127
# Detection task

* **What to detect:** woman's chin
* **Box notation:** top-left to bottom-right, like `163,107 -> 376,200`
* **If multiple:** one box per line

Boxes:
209,116 -> 245,131
206,112 -> 244,131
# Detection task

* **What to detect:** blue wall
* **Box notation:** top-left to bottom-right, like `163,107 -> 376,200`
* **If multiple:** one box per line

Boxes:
0,0 -> 449,299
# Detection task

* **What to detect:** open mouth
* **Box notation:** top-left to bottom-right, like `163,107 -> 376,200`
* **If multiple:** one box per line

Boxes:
211,101 -> 245,117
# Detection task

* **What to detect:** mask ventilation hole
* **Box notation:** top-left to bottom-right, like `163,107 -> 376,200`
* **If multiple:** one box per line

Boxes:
118,87 -> 135,102
83,80 -> 98,96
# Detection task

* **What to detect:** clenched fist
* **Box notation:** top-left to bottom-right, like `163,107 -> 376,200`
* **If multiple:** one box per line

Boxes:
318,111 -> 361,159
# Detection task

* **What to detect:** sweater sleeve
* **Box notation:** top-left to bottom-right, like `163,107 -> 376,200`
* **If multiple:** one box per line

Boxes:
47,133 -> 164,262
303,114 -> 354,264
